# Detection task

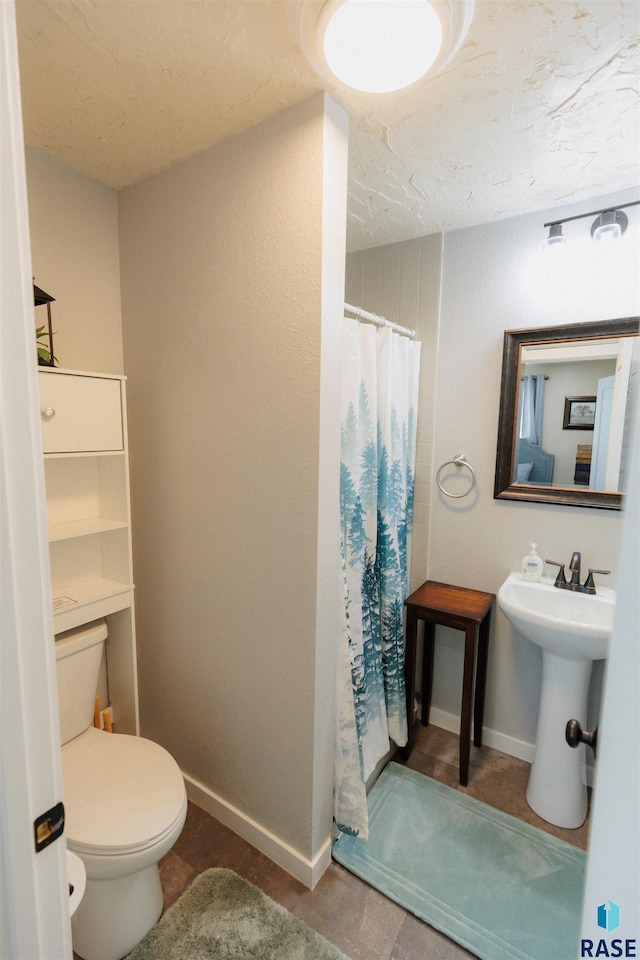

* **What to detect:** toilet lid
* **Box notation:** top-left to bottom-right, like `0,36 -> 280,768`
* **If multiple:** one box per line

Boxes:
62,727 -> 186,856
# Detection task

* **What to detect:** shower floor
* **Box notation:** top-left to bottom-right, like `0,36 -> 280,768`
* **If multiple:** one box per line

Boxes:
158,725 -> 589,960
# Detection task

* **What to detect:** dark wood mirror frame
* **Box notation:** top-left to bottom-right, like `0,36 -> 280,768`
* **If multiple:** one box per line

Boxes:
494,316 -> 639,510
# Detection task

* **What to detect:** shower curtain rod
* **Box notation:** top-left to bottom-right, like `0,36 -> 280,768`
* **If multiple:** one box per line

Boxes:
344,302 -> 416,339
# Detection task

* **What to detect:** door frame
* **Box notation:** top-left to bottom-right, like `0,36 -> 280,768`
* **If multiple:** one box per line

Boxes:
0,3 -> 71,956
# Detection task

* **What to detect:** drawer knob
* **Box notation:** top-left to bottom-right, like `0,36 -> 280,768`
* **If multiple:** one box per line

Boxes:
42,407 -> 56,420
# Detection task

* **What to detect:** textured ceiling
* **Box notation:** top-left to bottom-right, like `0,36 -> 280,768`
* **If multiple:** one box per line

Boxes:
15,0 -> 640,251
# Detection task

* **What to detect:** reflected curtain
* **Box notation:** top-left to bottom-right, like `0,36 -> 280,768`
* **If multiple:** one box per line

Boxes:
519,374 -> 545,445
334,320 -> 421,839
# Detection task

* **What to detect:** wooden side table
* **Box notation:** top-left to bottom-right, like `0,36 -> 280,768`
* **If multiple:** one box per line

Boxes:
400,580 -> 495,786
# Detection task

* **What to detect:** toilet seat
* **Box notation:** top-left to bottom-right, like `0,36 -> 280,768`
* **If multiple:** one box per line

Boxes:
62,726 -> 186,857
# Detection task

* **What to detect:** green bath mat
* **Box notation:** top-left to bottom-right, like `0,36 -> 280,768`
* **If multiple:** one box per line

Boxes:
333,762 -> 586,960
126,868 -> 349,960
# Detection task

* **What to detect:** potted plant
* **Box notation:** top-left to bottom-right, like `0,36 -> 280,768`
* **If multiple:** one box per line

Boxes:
36,324 -> 57,365
34,282 -> 57,366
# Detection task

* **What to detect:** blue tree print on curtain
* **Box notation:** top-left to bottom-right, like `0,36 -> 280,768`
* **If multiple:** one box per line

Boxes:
334,321 -> 421,839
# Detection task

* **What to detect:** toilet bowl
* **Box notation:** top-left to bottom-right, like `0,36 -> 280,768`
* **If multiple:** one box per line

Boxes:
55,621 -> 187,960
67,850 -> 86,918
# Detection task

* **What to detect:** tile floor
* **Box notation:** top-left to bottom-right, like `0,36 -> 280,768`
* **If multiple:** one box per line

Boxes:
159,724 -> 590,960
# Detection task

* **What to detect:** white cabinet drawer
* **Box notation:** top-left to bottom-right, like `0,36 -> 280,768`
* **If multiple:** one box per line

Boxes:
39,372 -> 123,453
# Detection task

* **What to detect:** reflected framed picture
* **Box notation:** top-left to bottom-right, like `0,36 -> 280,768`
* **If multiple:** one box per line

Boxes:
563,396 -> 596,430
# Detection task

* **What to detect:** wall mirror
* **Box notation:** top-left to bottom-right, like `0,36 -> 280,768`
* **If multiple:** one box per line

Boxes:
494,317 -> 639,509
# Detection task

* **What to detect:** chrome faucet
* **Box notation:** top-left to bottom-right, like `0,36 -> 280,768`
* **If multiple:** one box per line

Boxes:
545,553 -> 611,595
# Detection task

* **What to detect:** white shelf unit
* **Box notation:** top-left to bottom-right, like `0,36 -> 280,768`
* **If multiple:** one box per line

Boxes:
39,368 -> 139,736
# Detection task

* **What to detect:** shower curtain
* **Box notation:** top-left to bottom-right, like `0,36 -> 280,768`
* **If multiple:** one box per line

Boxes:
519,374 -> 545,445
334,319 -> 421,839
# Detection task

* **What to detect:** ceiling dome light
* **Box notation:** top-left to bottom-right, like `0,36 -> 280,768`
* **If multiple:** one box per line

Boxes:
292,0 -> 475,95
321,0 -> 442,93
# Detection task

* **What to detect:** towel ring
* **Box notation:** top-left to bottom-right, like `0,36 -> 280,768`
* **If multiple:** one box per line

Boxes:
436,454 -> 476,499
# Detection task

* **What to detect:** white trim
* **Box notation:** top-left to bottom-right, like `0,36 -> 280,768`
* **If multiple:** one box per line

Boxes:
36,367 -> 126,381
0,3 -> 71,955
581,392 -> 640,939
427,706 -> 535,762
183,773 -> 332,889
314,94 -> 348,875
427,706 -> 596,787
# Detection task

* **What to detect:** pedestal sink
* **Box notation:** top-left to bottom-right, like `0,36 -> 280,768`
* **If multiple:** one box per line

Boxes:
498,573 -> 615,828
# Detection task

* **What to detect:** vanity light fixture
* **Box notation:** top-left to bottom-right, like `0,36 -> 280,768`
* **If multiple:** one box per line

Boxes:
293,0 -> 475,95
543,200 -> 638,252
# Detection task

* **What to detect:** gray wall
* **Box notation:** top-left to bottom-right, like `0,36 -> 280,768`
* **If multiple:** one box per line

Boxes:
25,116 -> 638,877
118,94 -> 348,875
346,189 -> 639,762
346,234 -> 443,593
26,148 -> 124,374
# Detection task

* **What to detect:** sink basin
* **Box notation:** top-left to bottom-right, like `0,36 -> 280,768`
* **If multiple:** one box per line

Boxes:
498,572 -> 616,829
497,573 -> 615,660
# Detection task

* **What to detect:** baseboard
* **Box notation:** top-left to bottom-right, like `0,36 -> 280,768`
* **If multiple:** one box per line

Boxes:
427,706 -> 535,763
426,706 -> 596,787
183,772 -> 332,889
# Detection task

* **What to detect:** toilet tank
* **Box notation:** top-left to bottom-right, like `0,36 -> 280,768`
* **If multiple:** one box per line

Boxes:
55,620 -> 107,745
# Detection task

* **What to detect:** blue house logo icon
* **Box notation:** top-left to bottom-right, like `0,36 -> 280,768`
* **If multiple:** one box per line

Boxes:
581,900 -> 635,957
597,901 -> 620,932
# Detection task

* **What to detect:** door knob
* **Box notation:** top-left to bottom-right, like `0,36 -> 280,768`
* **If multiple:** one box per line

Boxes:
565,718 -> 597,754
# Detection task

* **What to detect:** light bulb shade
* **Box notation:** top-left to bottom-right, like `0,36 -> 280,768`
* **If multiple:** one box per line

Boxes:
591,209 -> 627,242
292,0 -> 475,95
321,0 -> 443,93
543,222 -> 566,252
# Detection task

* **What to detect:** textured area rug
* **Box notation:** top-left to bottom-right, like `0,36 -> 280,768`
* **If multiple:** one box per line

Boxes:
333,762 -> 586,960
126,868 -> 349,960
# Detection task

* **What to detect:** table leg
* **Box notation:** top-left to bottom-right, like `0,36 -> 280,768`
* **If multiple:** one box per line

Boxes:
421,621 -> 435,727
473,611 -> 491,748
398,607 -> 418,761
459,626 -> 476,786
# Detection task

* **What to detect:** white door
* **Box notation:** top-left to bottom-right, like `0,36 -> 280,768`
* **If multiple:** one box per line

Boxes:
590,375 -> 614,490
580,397 -> 639,949
0,3 -> 72,957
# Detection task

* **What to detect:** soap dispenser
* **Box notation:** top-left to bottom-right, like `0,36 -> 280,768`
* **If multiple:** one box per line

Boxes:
522,543 -> 544,582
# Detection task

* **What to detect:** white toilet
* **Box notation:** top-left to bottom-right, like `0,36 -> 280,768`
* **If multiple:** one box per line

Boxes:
55,620 -> 187,960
